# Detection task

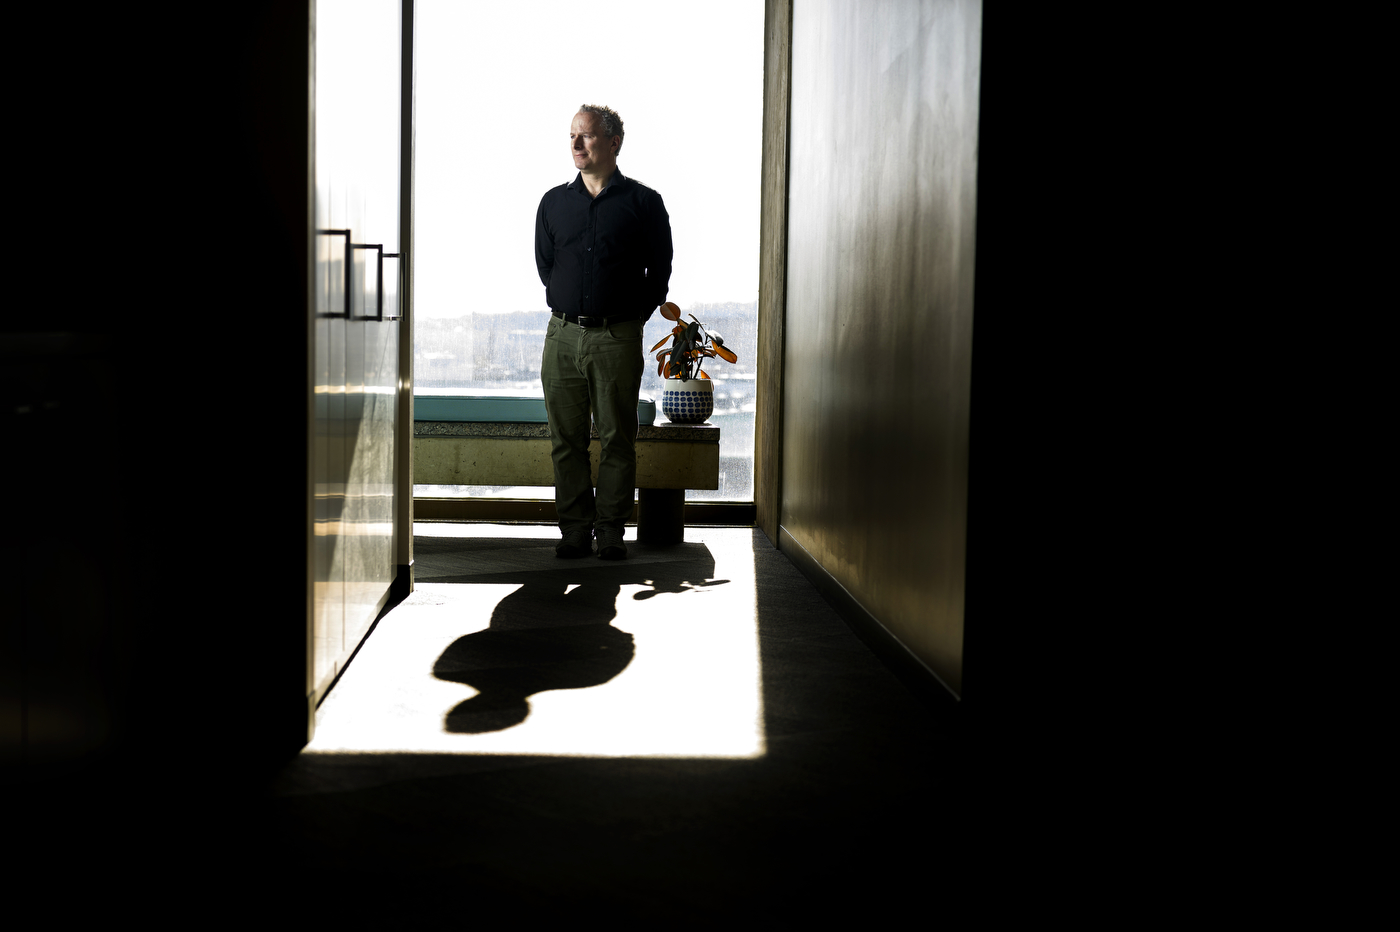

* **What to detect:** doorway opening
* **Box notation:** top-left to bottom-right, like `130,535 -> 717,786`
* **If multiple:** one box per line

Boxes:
411,0 -> 764,507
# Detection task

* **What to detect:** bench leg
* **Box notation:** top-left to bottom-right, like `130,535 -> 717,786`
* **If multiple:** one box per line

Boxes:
637,488 -> 685,545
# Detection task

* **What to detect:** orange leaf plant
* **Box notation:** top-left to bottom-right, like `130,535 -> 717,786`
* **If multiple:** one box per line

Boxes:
653,302 -> 740,382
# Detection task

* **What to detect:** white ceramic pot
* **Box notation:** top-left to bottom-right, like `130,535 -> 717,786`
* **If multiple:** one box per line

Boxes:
660,378 -> 714,424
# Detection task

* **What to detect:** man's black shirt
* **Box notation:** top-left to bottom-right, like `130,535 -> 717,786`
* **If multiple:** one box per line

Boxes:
535,169 -> 673,323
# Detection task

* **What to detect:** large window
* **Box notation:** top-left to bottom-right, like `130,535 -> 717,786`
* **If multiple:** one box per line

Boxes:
414,0 -> 763,501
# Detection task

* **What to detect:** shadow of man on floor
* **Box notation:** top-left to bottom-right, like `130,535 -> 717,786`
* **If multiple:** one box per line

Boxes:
430,543 -> 725,733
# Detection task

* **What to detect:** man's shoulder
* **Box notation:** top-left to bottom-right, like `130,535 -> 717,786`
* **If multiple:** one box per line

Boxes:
619,174 -> 658,195
617,175 -> 665,207
540,181 -> 574,201
534,177 -> 579,202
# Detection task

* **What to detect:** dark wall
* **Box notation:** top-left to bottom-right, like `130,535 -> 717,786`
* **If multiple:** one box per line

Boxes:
5,3 -> 314,789
780,0 -> 981,697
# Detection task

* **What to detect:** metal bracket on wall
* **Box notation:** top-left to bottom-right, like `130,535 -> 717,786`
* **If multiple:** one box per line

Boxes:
316,229 -> 353,319
351,244 -> 402,321
382,252 -> 401,321
316,230 -> 402,322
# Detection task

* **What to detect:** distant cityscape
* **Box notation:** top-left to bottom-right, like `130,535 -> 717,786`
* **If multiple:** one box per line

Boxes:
415,300 -> 758,501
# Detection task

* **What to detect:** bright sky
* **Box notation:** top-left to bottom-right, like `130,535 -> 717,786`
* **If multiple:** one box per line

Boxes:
414,0 -> 764,318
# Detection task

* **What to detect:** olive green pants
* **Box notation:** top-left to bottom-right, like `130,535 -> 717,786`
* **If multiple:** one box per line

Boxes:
540,315 -> 644,533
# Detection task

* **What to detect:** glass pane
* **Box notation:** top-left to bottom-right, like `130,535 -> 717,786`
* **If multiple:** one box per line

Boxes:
414,0 -> 762,501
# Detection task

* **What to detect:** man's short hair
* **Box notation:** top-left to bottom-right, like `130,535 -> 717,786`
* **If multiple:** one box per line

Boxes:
579,104 -> 624,150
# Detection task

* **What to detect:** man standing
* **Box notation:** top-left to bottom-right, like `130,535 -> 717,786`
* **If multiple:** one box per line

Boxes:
535,104 -> 673,560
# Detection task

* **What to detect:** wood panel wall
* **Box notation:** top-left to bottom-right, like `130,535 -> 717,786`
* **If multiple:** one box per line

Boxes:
754,0 -> 793,543
780,0 -> 981,698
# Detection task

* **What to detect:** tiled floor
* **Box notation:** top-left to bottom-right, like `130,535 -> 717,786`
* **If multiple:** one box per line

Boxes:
267,525 -> 965,919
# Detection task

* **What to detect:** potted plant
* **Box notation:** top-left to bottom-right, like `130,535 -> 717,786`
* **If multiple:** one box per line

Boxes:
650,302 -> 740,424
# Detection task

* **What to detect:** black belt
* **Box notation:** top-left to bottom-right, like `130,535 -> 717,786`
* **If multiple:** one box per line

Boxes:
552,310 -> 635,328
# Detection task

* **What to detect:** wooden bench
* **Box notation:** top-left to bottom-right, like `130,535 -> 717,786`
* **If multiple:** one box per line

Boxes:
413,394 -> 718,543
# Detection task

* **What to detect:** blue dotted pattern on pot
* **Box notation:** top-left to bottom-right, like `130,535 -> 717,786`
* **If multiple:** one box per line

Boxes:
661,387 -> 714,424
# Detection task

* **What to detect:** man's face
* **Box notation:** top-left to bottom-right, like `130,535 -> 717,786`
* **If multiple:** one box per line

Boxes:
570,112 -> 619,174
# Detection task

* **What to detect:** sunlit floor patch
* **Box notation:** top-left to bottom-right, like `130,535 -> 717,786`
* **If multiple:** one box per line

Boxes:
305,527 -> 764,758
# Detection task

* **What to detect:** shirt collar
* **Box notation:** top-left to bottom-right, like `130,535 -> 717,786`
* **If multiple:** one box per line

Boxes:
567,168 -> 626,194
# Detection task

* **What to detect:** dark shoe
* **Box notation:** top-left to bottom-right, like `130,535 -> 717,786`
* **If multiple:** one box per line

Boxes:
595,527 -> 627,560
555,527 -> 594,559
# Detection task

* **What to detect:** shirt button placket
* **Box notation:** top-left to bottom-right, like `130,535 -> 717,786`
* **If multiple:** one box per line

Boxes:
586,204 -> 596,314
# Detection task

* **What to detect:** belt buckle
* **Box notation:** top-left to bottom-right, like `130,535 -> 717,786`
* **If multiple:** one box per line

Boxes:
579,315 -> 604,328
